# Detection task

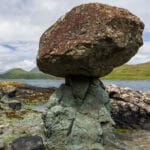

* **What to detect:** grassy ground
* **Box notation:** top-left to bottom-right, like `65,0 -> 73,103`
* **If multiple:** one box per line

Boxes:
0,61 -> 150,80
102,61 -> 150,80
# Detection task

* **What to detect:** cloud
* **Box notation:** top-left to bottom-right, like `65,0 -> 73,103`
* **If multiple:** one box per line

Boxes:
0,0 -> 149,72
0,41 -> 37,73
3,60 -> 35,72
0,0 -> 149,41
0,21 -> 41,41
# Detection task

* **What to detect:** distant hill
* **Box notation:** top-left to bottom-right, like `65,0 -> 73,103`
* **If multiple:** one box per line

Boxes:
0,68 -> 52,79
30,67 -> 40,73
102,61 -> 150,80
0,61 -> 150,79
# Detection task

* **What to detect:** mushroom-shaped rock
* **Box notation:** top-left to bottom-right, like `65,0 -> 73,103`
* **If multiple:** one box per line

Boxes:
37,3 -> 144,77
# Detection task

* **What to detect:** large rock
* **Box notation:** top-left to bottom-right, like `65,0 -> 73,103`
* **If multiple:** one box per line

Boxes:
107,84 -> 150,129
37,3 -> 144,77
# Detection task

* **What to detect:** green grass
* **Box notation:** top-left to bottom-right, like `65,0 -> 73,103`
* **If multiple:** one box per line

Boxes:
102,61 -> 150,80
1,61 -> 150,80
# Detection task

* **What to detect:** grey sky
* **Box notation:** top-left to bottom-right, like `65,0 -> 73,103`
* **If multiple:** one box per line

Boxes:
0,0 -> 149,72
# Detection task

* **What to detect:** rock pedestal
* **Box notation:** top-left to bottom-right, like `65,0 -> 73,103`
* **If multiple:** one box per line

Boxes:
42,77 -> 118,149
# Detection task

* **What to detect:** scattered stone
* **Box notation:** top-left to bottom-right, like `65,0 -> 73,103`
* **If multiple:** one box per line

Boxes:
144,98 -> 150,105
107,84 -> 150,129
37,3 -> 144,77
0,96 -> 22,110
143,91 -> 150,104
11,135 -> 45,150
143,91 -> 150,98
0,95 -> 9,103
7,100 -> 22,110
0,130 -> 3,135
2,85 -> 17,98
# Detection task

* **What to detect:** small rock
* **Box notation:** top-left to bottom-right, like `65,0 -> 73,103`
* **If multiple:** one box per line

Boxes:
0,130 -> 3,135
0,96 -> 22,110
144,98 -> 150,105
11,135 -> 45,150
107,84 -> 150,129
143,91 -> 150,98
0,95 -> 9,103
7,100 -> 22,110
121,94 -> 131,102
2,85 -> 17,98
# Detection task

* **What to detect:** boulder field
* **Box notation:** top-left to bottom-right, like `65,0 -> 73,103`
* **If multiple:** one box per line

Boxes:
0,82 -> 150,150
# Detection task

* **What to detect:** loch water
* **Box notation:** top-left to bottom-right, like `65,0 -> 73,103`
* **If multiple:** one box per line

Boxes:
0,79 -> 150,91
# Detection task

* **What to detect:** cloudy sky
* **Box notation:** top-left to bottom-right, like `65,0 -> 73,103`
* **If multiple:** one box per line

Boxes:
0,0 -> 149,73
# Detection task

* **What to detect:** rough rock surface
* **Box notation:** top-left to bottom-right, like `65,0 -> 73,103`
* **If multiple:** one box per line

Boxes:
37,3 -> 144,77
107,84 -> 150,129
11,135 -> 45,150
42,77 -> 125,150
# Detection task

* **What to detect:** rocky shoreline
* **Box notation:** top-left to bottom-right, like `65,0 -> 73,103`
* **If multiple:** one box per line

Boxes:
1,82 -> 149,129
0,81 -> 150,149
107,84 -> 150,130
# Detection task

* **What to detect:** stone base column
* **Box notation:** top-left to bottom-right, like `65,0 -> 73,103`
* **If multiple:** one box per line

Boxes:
42,76 -> 118,150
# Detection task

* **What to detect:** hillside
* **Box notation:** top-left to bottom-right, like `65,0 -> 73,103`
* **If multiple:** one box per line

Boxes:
102,61 -> 150,80
0,68 -> 52,79
0,61 -> 149,79
30,67 -> 40,73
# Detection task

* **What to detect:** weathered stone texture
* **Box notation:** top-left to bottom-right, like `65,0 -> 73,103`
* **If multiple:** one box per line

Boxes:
107,84 -> 150,129
37,3 -> 144,77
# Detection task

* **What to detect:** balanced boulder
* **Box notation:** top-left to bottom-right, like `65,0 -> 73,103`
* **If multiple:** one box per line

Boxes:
37,3 -> 144,149
37,3 -> 144,77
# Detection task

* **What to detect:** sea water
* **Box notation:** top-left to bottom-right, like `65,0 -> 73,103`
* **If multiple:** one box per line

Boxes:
0,79 -> 150,91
